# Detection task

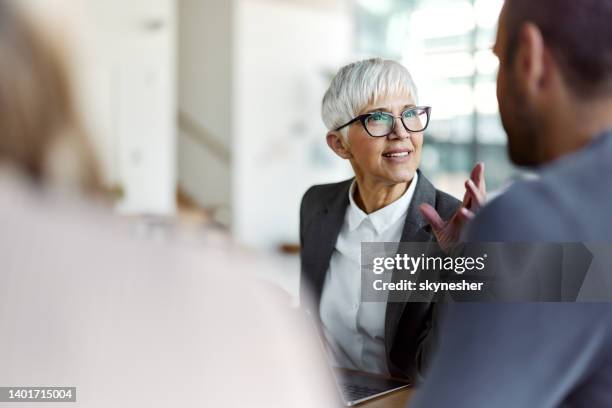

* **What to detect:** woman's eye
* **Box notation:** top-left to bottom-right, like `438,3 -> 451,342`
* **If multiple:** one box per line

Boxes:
403,110 -> 416,119
371,113 -> 387,122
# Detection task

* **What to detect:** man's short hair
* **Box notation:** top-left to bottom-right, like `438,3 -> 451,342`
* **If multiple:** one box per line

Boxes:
504,0 -> 612,97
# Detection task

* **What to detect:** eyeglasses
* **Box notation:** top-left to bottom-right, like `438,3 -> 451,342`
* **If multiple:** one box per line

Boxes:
335,106 -> 431,137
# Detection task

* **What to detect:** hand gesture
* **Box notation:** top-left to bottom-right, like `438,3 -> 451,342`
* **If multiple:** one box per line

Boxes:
419,163 -> 486,251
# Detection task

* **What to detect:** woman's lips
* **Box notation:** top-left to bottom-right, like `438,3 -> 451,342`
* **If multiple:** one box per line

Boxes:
382,149 -> 413,162
382,151 -> 410,158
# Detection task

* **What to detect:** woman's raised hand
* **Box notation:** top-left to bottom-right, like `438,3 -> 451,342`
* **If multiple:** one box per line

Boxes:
419,163 -> 487,251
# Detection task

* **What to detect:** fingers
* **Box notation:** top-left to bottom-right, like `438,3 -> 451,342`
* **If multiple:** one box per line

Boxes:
449,207 -> 474,231
421,204 -> 475,251
465,179 -> 485,211
419,203 -> 446,231
462,188 -> 471,208
432,207 -> 473,248
466,162 -> 486,211
458,207 -> 475,222
464,162 -> 484,208
472,162 -> 487,195
470,162 -> 482,183
420,204 -> 452,247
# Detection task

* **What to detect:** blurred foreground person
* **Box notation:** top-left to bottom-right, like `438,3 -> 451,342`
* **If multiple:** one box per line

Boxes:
412,0 -> 612,407
0,1 -> 336,407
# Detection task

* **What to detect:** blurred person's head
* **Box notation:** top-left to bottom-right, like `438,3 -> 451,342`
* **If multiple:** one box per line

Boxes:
0,0 -> 100,193
322,58 -> 429,190
494,0 -> 612,166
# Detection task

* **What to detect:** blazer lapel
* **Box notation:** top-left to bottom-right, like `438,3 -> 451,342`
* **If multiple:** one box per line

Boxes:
398,171 -> 436,244
385,171 -> 437,362
306,180 -> 352,311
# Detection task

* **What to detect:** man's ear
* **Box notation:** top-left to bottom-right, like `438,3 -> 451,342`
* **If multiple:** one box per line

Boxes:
326,131 -> 352,159
516,22 -> 548,98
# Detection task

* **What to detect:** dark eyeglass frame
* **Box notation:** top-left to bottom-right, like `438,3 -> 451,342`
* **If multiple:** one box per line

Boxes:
334,106 -> 432,137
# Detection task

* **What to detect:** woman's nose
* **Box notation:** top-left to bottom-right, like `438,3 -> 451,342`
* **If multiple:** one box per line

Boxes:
387,118 -> 410,140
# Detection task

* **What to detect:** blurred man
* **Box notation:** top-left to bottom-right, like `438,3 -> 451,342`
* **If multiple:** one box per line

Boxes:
412,0 -> 612,406
0,1 -> 336,407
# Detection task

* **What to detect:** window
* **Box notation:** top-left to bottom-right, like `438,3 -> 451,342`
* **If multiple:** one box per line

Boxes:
356,0 -> 517,196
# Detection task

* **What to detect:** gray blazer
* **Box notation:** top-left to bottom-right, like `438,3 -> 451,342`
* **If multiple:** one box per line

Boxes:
300,170 -> 460,381
411,131 -> 612,408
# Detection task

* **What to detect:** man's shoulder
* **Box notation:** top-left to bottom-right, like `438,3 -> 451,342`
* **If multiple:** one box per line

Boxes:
467,178 -> 571,241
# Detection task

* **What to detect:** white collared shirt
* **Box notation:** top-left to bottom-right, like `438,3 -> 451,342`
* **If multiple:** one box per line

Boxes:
319,173 -> 418,375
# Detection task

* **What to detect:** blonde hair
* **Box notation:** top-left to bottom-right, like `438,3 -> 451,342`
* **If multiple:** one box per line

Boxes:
0,0 -> 101,193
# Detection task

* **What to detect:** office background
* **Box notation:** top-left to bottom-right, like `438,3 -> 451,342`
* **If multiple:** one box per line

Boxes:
25,0 -> 512,298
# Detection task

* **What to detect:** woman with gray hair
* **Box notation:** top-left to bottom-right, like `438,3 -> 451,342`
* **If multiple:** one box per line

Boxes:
300,58 -> 486,381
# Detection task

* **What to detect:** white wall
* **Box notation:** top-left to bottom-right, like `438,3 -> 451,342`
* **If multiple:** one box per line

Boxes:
177,0 -> 232,211
19,0 -> 178,215
233,0 -> 353,250
177,0 -> 353,248
84,0 -> 178,215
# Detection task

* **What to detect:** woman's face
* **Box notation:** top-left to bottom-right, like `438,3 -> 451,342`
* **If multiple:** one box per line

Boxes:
345,93 -> 423,186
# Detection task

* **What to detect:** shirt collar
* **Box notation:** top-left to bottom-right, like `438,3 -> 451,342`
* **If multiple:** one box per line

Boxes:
347,172 -> 419,234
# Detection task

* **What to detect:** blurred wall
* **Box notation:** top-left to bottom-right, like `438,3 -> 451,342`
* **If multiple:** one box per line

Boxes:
18,0 -> 178,216
86,0 -> 177,215
178,0 -> 354,249
178,0 -> 232,213
232,0 -> 353,250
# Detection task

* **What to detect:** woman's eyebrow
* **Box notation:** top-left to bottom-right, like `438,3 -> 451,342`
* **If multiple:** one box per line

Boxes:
363,104 -> 416,114
363,107 -> 391,114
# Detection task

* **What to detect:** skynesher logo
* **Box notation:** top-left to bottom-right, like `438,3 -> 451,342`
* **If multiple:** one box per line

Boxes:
372,253 -> 488,275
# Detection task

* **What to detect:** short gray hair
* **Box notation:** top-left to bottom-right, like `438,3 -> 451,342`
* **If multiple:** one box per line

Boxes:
321,58 -> 419,132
